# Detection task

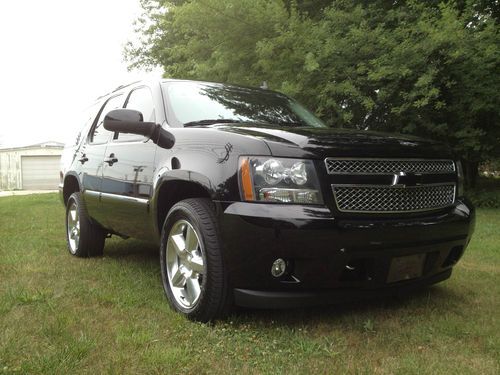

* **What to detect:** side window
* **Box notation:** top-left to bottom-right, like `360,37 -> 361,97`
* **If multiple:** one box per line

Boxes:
90,94 -> 124,144
68,102 -> 102,147
116,87 -> 156,142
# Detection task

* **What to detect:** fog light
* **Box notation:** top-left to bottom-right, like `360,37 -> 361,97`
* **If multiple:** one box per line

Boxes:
271,258 -> 287,277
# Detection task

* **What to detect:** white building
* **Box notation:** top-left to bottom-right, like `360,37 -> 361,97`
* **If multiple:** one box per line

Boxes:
0,141 -> 64,190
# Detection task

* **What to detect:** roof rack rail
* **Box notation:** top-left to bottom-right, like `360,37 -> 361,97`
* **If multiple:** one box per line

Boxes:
96,80 -> 142,100
112,80 -> 140,93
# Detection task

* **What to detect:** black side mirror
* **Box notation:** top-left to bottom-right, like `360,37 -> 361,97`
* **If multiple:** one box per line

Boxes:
103,109 -> 175,149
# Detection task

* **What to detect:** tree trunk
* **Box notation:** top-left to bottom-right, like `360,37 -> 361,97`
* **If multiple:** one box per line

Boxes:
464,160 -> 479,189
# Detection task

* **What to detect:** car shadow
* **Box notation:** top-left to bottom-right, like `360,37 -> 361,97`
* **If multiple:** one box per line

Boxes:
103,238 -> 159,262
100,238 -> 466,327
231,286 -> 468,328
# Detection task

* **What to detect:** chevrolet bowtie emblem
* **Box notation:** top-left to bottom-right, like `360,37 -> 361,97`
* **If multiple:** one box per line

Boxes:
392,171 -> 420,187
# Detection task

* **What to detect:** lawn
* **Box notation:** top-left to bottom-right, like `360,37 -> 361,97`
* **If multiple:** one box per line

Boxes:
0,194 -> 498,374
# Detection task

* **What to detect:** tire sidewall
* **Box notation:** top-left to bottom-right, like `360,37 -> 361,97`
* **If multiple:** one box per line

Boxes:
65,191 -> 105,258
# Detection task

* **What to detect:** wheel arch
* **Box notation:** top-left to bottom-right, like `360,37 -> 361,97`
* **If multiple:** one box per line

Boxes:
62,173 -> 81,206
153,176 -> 213,237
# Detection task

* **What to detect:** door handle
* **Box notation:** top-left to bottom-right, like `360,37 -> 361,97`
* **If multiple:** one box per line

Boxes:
104,153 -> 118,166
78,154 -> 88,164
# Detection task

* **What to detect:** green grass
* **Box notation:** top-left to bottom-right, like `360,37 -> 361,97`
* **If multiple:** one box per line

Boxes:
0,194 -> 499,374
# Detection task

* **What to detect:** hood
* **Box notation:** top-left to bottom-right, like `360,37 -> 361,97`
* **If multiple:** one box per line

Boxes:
212,123 -> 453,159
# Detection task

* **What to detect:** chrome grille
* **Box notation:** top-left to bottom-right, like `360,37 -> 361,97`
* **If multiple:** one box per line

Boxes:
332,184 -> 456,213
325,158 -> 455,175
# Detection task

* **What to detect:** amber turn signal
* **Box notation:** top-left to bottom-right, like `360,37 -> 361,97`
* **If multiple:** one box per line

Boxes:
239,157 -> 255,201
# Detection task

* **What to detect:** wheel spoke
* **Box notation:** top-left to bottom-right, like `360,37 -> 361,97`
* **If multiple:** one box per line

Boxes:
185,225 -> 199,252
171,267 -> 186,288
170,233 -> 187,258
180,288 -> 190,304
184,277 -> 201,305
186,254 -> 204,274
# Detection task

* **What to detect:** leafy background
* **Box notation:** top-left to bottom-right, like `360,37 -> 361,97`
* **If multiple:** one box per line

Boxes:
126,0 -> 499,189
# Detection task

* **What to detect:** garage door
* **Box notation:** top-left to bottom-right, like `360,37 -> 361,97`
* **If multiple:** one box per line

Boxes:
21,155 -> 61,190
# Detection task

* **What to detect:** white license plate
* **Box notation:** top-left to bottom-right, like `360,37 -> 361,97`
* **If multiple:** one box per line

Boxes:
387,254 -> 426,283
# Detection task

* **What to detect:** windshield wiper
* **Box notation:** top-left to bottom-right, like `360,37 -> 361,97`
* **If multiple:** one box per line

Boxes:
183,119 -> 243,127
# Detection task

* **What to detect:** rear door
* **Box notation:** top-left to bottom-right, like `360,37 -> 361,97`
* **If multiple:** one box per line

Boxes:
79,94 -> 125,226
99,86 -> 158,239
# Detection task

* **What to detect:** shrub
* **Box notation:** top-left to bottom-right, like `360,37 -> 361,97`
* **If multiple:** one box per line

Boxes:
465,176 -> 500,208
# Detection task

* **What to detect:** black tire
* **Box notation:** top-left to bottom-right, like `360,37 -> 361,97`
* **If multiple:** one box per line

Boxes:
160,198 -> 230,322
65,192 -> 105,258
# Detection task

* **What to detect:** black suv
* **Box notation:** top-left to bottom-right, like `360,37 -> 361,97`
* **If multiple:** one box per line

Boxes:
60,79 -> 475,321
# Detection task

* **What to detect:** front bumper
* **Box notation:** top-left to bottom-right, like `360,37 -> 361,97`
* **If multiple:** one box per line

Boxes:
217,199 -> 475,308
234,269 -> 452,308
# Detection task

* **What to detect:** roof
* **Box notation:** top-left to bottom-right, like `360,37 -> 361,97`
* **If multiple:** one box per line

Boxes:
0,141 -> 65,151
95,77 -> 275,101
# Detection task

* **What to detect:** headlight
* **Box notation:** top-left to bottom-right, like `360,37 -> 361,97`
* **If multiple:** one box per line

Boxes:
238,156 -> 323,204
456,160 -> 464,197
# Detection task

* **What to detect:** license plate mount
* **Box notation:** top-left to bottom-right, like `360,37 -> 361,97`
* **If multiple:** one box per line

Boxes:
387,253 -> 426,283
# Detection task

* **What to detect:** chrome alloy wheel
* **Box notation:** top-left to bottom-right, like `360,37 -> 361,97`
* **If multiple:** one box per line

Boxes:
67,201 -> 80,254
166,220 -> 205,308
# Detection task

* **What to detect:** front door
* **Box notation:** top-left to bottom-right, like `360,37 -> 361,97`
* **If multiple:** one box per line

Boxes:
80,93 -> 125,226
99,86 -> 157,240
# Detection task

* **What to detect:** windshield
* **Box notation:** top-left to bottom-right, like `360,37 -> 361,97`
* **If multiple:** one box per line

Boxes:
163,81 -> 326,128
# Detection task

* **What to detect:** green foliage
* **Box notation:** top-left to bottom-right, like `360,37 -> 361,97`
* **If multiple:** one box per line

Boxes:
467,189 -> 500,208
466,176 -> 500,208
126,0 -> 500,179
480,158 -> 500,177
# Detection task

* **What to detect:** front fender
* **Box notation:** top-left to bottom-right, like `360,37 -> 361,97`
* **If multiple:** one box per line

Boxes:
150,127 -> 271,238
154,169 -> 215,198
61,171 -> 83,205
151,169 -> 218,240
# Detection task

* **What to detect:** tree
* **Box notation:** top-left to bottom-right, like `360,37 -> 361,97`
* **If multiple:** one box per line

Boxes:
126,0 -> 500,186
